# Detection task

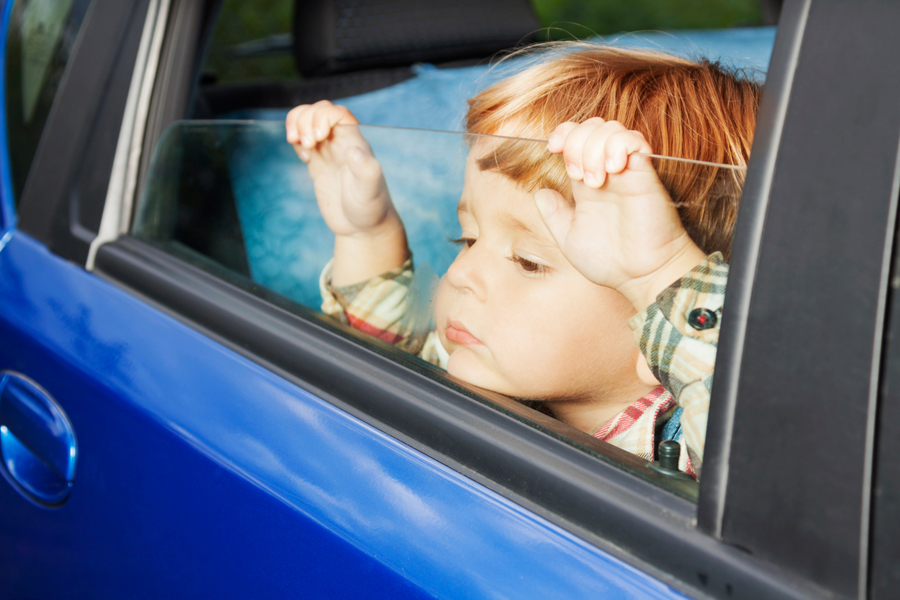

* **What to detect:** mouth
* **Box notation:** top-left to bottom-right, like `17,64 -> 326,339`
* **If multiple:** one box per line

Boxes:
445,319 -> 482,346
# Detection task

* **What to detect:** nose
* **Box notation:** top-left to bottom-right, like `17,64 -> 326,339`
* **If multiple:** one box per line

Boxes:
445,242 -> 488,301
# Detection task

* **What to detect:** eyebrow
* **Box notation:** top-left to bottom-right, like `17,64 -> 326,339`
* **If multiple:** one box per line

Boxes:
458,198 -> 558,252
503,214 -> 559,250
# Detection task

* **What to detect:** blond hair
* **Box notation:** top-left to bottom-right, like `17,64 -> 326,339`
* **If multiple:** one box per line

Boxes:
466,44 -> 761,260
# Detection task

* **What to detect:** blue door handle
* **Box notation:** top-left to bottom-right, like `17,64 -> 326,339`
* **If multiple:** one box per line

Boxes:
0,371 -> 77,507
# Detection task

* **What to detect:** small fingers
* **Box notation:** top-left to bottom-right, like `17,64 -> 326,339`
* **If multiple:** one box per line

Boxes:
550,119 -> 654,189
285,105 -> 305,145
312,102 -> 358,143
547,122 -> 579,153
559,117 -> 606,183
577,121 -> 614,186
286,105 -> 312,161
286,100 -> 359,152
603,129 -> 653,175
580,121 -> 632,188
286,103 -> 316,148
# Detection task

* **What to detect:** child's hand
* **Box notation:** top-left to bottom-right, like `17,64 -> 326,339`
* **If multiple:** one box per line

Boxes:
286,100 -> 398,238
286,101 -> 408,286
535,118 -> 706,310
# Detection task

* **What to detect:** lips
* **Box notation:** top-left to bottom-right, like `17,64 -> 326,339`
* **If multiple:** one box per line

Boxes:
445,319 -> 482,345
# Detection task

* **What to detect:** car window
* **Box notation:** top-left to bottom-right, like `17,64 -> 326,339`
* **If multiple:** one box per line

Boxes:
5,0 -> 92,206
128,0 -> 775,501
132,119 -> 745,495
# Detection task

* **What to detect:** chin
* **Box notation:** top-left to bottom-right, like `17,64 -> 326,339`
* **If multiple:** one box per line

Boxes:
447,349 -> 494,386
446,349 -> 517,397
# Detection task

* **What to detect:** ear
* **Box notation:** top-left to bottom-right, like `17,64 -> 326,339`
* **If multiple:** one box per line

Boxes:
636,354 -> 661,387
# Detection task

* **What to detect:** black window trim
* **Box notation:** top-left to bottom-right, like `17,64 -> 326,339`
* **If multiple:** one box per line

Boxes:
703,0 -> 900,597
869,175 -> 900,599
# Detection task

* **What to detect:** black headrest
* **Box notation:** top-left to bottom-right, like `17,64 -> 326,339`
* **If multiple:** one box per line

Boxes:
293,0 -> 541,77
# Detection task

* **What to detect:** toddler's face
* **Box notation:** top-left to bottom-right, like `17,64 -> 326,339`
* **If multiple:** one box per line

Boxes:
432,154 -> 643,406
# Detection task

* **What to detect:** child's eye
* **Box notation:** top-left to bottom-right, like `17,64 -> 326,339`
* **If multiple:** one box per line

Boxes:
449,236 -> 475,248
510,254 -> 549,275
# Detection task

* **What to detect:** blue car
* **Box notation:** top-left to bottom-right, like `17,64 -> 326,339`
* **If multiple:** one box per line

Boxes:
2,0 -> 899,598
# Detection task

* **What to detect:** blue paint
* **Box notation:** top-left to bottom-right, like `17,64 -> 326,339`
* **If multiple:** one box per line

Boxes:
0,0 -> 14,238
0,229 -> 689,598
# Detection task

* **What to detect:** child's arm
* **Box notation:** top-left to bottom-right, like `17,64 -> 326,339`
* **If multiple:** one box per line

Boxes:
287,102 -> 434,359
286,101 -> 409,286
537,118 -> 722,475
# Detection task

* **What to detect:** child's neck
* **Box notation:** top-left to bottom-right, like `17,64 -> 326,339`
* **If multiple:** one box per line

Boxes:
549,379 -> 658,434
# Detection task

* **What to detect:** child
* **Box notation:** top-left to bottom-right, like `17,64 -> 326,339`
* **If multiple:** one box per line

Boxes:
286,45 -> 760,478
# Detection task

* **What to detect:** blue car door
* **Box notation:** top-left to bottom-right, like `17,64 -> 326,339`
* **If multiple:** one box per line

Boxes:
0,1 -> 690,597
5,1 -> 897,599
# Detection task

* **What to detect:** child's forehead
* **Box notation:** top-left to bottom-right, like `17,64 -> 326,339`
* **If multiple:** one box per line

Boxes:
458,159 -> 529,220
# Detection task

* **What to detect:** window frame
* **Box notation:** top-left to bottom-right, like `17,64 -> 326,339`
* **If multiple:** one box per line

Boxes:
13,0 -> 151,264
870,212 -> 900,600
700,1 -> 900,597
0,0 -> 11,236
70,0 -> 900,598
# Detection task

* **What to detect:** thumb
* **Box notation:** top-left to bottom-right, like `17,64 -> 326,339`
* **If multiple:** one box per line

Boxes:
534,189 -> 574,249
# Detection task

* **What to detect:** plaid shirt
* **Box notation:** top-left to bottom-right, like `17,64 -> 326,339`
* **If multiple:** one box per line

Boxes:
626,252 -> 727,476
321,253 -> 727,476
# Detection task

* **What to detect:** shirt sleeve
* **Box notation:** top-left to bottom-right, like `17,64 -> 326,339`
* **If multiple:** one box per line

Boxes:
319,257 -> 432,356
626,251 -> 729,477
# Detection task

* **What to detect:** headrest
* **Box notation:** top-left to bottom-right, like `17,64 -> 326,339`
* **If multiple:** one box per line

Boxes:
293,0 -> 540,77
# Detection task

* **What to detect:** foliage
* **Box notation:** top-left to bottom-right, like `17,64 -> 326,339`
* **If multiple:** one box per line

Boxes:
531,0 -> 763,39
204,0 -> 293,84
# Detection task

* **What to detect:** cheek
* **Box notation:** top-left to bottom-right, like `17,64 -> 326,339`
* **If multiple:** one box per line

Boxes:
477,285 -> 580,383
491,284 -> 637,393
432,276 -> 453,325
552,287 -> 637,354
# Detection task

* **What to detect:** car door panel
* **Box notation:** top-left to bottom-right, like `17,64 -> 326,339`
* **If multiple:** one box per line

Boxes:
0,230 -> 688,598
10,0 -> 900,598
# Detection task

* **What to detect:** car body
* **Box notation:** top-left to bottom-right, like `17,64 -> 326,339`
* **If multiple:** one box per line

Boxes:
1,1 -> 900,599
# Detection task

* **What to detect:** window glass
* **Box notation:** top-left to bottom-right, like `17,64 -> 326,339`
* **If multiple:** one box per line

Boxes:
195,0 -> 775,120
133,121 -> 745,495
5,0 -> 92,205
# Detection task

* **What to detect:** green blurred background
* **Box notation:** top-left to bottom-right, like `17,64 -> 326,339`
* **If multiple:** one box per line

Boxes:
206,0 -> 765,84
